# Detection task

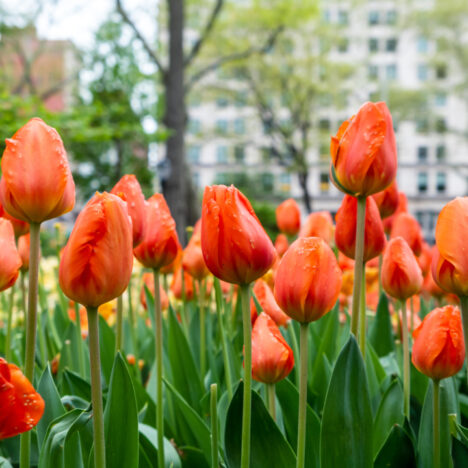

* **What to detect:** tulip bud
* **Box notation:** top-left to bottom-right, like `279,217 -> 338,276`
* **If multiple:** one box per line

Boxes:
390,213 -> 424,256
0,118 -> 75,223
111,174 -> 146,247
274,237 -> 342,323
251,313 -> 294,384
335,195 -> 386,262
201,185 -> 276,285
0,201 -> 29,238
0,219 -> 22,291
18,233 -> 30,272
276,198 -> 301,236
412,305 -> 465,380
274,234 -> 289,257
330,102 -> 397,197
299,211 -> 334,246
251,279 -> 290,327
372,181 -> 399,219
171,264 -> 195,301
383,192 -> 408,234
183,225 -> 209,280
59,192 -> 133,308
382,237 -> 423,301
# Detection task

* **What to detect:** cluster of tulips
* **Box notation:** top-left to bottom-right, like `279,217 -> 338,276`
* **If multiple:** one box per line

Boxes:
1,102 -> 468,468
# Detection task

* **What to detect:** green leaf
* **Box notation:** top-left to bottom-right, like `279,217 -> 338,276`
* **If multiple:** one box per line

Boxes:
452,438 -> 468,468
225,381 -> 296,468
368,293 -> 395,357
0,457 -> 13,468
61,370 -> 91,402
104,353 -> 139,468
374,425 -> 416,468
320,335 -> 373,468
98,315 -> 116,385
138,423 -> 182,468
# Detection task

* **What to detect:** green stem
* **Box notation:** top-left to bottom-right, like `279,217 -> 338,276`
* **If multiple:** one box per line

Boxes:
267,383 -> 276,421
153,269 -> 165,468
378,254 -> 383,295
127,281 -> 139,369
115,294 -> 123,353
87,307 -> 106,468
210,383 -> 219,468
400,300 -> 411,420
163,274 -> 169,295
180,267 -> 189,334
433,379 -> 440,468
74,302 -> 86,376
198,279 -> 206,378
359,265 -> 367,357
296,323 -> 309,468
350,196 -> 366,337
240,284 -> 252,468
410,297 -> 414,335
5,283 -> 15,361
37,307 -> 47,367
20,271 -> 26,322
287,322 -> 300,389
19,222 -> 40,468
459,296 -> 468,389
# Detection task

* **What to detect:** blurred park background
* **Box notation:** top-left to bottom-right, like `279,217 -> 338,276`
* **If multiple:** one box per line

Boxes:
0,0 -> 467,243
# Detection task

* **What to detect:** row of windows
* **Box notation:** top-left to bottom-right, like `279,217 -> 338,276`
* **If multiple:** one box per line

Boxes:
188,145 -> 247,164
368,38 -> 398,53
417,145 -> 446,161
368,63 -> 447,82
322,9 -> 397,26
188,118 -> 246,135
331,36 -> 429,55
417,172 -> 447,193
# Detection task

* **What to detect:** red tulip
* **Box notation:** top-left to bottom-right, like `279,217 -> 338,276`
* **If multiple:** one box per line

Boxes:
335,195 -> 386,262
274,237 -> 342,323
134,194 -> 180,270
412,305 -> 465,380
160,246 -> 182,275
171,264 -> 195,301
0,219 -> 22,291
0,357 -> 45,439
390,213 -> 424,256
330,102 -> 397,197
251,279 -> 290,327
299,211 -> 334,246
0,201 -> 29,238
111,174 -> 146,247
276,198 -> 301,236
0,118 -> 75,223
274,234 -> 289,257
383,192 -> 408,234
183,224 -> 209,280
201,185 -> 276,285
59,192 -> 133,308
381,237 -> 423,301
18,233 -> 30,272
251,313 -> 294,384
372,181 -> 399,219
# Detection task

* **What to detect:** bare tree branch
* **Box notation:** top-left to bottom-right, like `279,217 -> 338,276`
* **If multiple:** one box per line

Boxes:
184,0 -> 224,67
115,0 -> 167,76
185,25 -> 284,91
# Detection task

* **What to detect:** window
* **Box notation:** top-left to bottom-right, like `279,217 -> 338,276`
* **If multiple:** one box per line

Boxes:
368,64 -> 378,80
234,118 -> 245,135
418,172 -> 428,193
417,146 -> 428,161
418,64 -> 428,81
368,11 -> 379,25
261,172 -> 274,192
435,118 -> 447,133
416,118 -> 429,132
280,173 -> 291,192
436,64 -> 447,79
235,91 -> 248,107
417,36 -> 429,53
188,119 -> 201,134
386,10 -> 397,25
386,38 -> 397,52
216,146 -> 228,163
234,146 -> 245,163
320,172 -> 329,192
322,9 -> 331,23
368,38 -> 378,53
319,143 -> 329,160
216,119 -> 228,134
216,96 -> 228,108
187,145 -> 201,164
338,10 -> 348,25
338,38 -> 349,53
436,145 -> 446,160
435,93 -> 447,107
436,172 -> 446,193
386,64 -> 397,80
319,119 -> 331,131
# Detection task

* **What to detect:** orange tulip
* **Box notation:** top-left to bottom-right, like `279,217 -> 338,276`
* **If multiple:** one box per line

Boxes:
201,185 -> 276,285
59,192 -> 133,308
382,237 -> 423,301
423,271 -> 445,300
0,201 -> 29,238
372,181 -> 399,219
140,273 -> 169,311
274,237 -> 342,323
0,357 -> 45,439
412,305 -> 465,380
276,198 -> 301,236
0,219 -> 21,291
183,226 -> 209,280
171,264 -> 195,301
250,279 -> 290,327
0,118 -> 75,223
383,192 -> 408,234
330,102 -> 397,197
251,313 -> 294,384
68,306 -> 88,339
160,246 -> 182,275
274,234 -> 289,257
134,194 -> 180,271
432,197 -> 468,296
111,174 -> 146,247
299,211 -> 334,245
18,233 -> 30,272
335,195 -> 386,262
390,213 -> 424,256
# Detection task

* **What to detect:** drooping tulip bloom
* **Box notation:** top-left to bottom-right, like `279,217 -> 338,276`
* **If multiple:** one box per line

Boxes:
372,181 -> 399,219
201,185 -> 276,285
250,279 -> 290,327
0,219 -> 22,291
335,195 -> 386,262
299,211 -> 334,246
412,305 -> 465,380
171,264 -> 195,301
275,198 -> 301,236
0,118 -> 75,223
111,174 -> 146,247
134,194 -> 180,271
183,229 -> 209,280
0,358 -> 45,439
274,234 -> 289,257
251,313 -> 294,384
390,213 -> 424,256
59,192 -> 133,308
0,202 -> 29,238
330,102 -> 397,197
140,273 -> 169,311
382,237 -> 423,301
18,233 -> 30,272
274,237 -> 342,323
432,198 -> 468,296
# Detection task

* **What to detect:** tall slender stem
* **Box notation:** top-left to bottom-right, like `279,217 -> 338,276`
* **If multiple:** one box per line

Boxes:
180,267 -> 189,334
459,296 -> 468,389
400,300 -> 411,420
153,269 -> 164,468
20,271 -> 26,322
198,279 -> 206,378
296,323 -> 309,468
287,323 -> 300,389
127,281 -> 139,369
433,379 -> 440,468
87,307 -> 106,468
267,383 -> 276,421
378,254 -> 383,295
19,222 -> 40,468
74,302 -> 86,376
210,383 -> 219,468
350,196 -> 366,337
5,284 -> 15,362
115,294 -> 124,353
359,265 -> 367,357
410,297 -> 414,335
240,284 -> 252,468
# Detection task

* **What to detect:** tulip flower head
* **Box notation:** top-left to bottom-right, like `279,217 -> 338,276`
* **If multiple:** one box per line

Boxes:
412,305 -> 465,380
251,279 -> 290,327
299,211 -> 334,246
372,181 -> 399,219
251,313 -> 294,384
330,102 -> 397,197
18,233 -> 30,272
0,219 -> 22,291
276,198 -> 301,236
0,201 -> 29,238
274,233 -> 289,257
171,264 -> 195,301
0,118 -> 75,223
390,213 -> 424,256
183,221 -> 209,280
201,185 -> 276,285
274,237 -> 342,323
